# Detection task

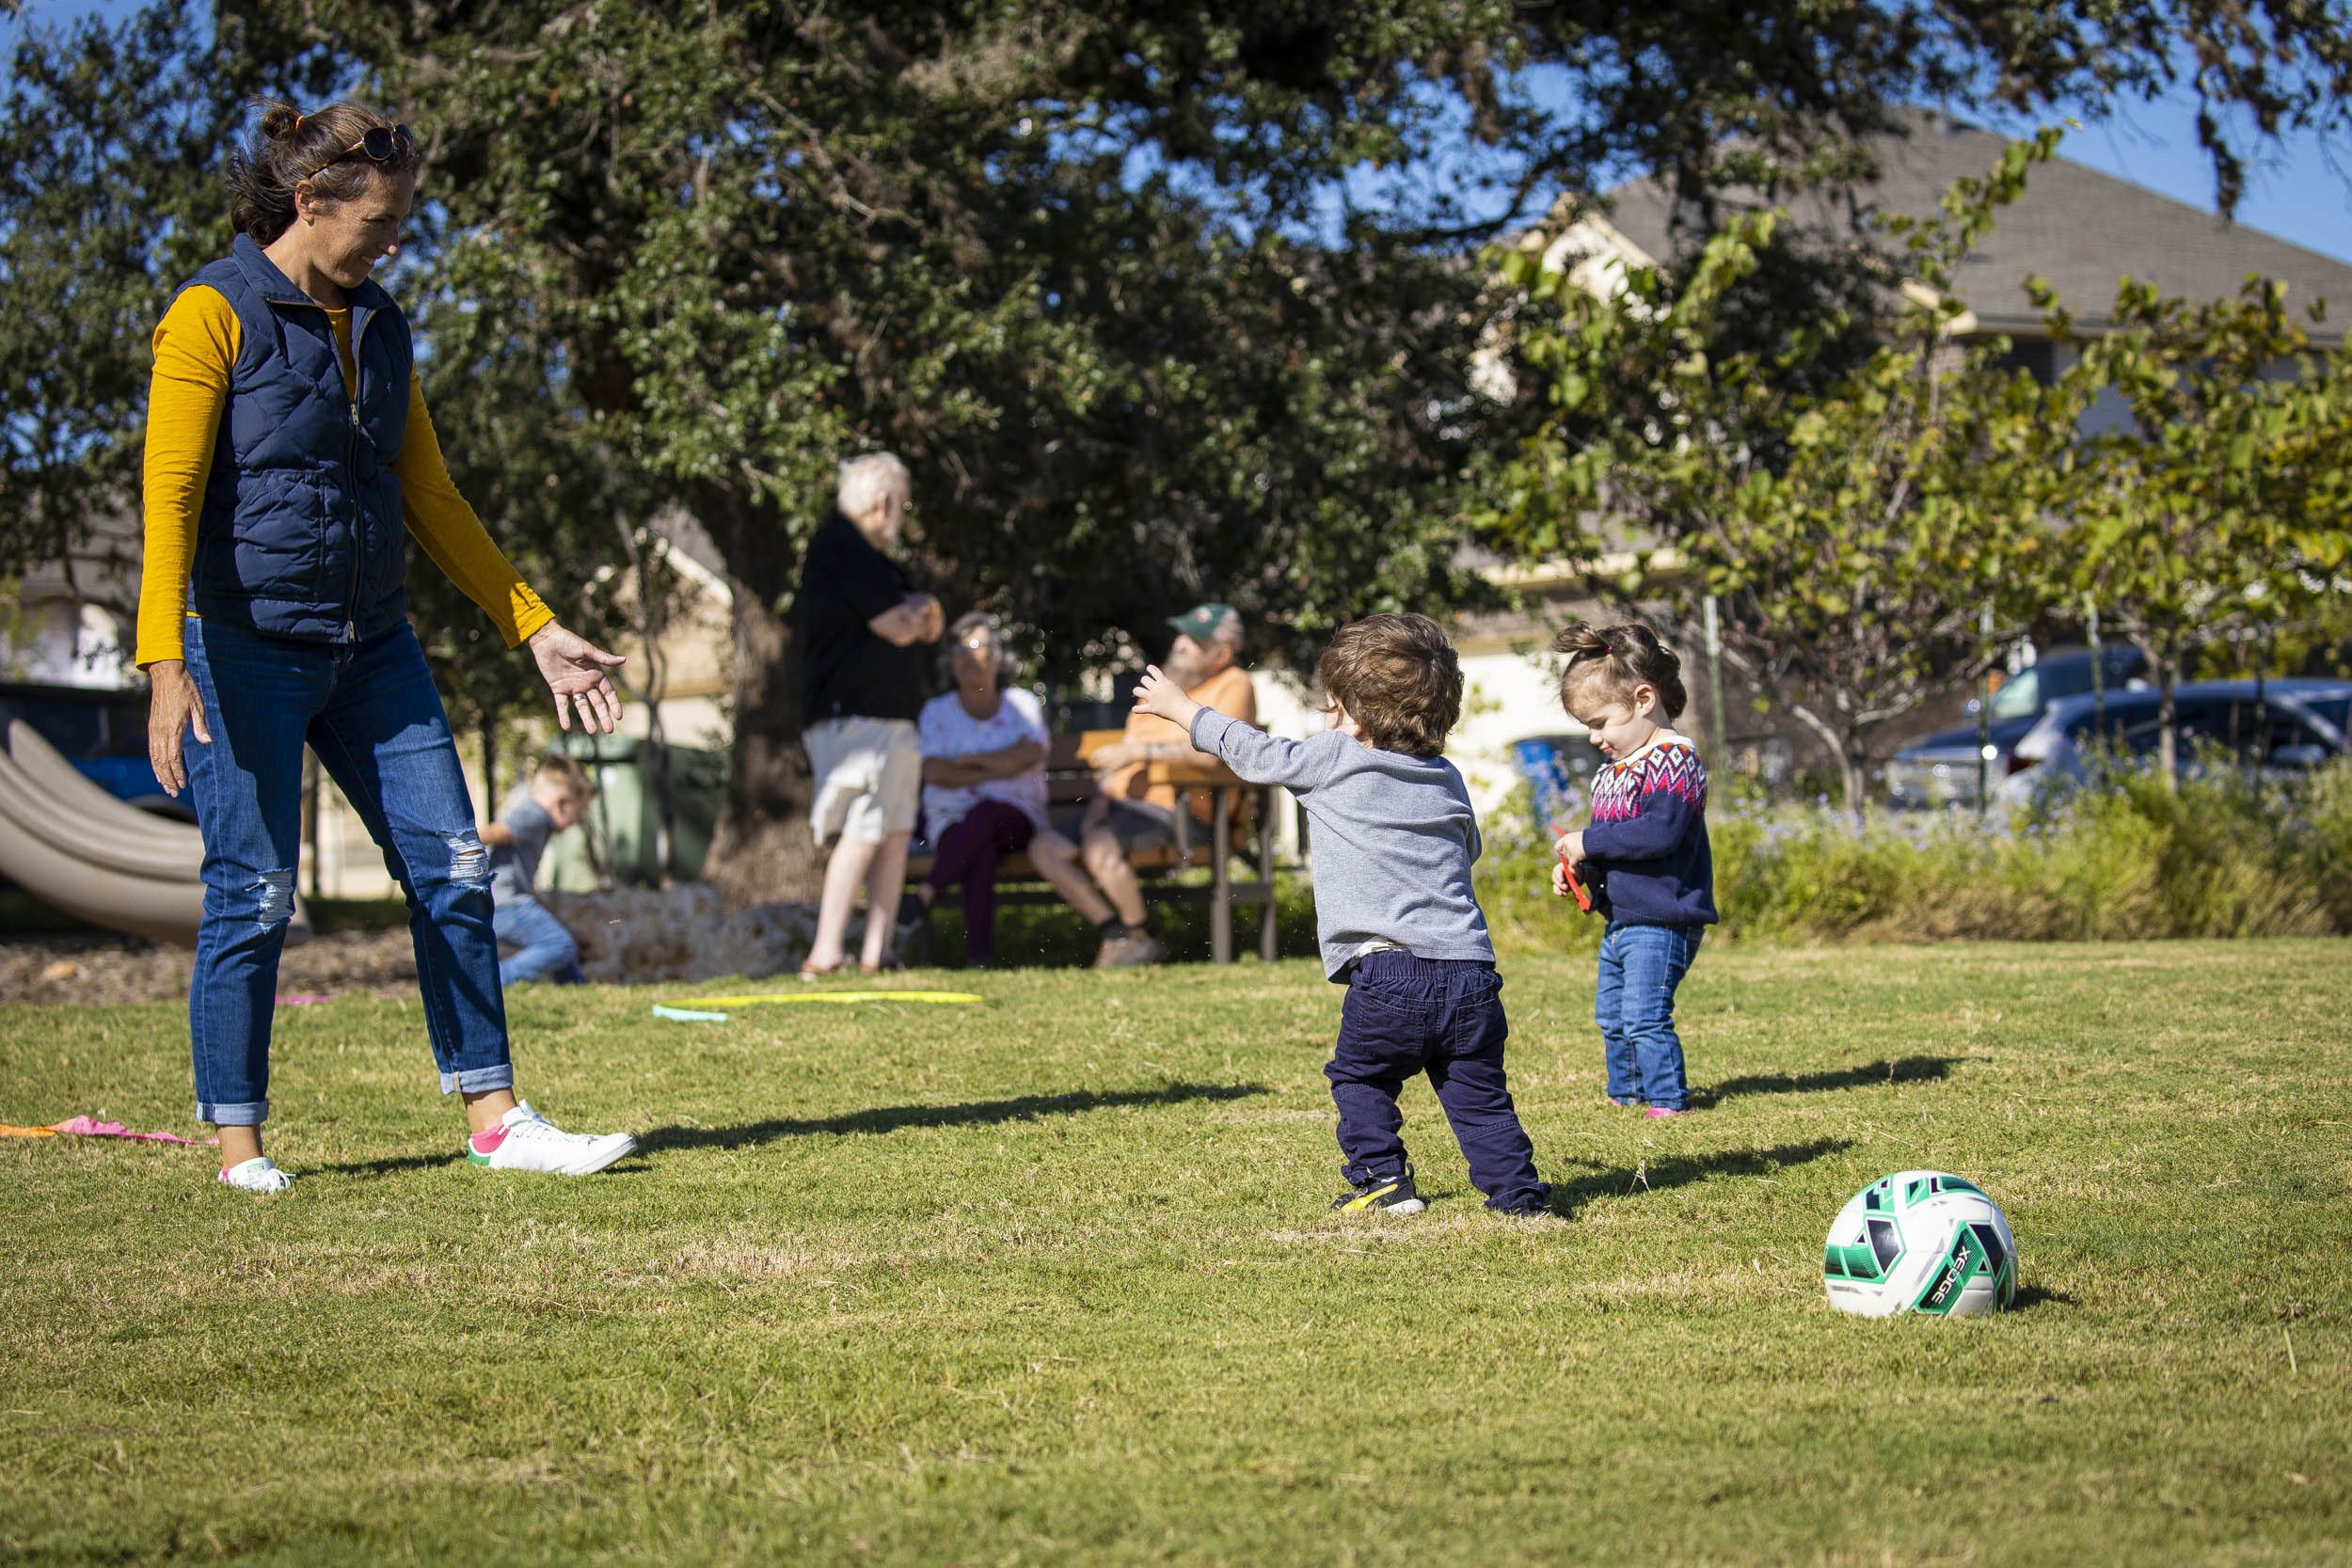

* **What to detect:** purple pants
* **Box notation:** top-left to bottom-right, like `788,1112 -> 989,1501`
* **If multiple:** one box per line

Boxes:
924,800 -> 1037,966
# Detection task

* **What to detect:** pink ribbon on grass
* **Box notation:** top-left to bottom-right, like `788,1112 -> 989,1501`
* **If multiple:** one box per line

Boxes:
1,1116 -> 216,1146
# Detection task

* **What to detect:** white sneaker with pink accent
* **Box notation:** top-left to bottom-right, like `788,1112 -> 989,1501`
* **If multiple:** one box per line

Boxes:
467,1102 -> 636,1175
217,1156 -> 295,1193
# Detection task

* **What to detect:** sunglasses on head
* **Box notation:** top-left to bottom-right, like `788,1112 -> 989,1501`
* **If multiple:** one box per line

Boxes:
305,123 -> 412,177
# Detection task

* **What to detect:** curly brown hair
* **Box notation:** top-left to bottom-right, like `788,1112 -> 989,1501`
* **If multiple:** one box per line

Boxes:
1553,622 -> 1689,721
226,100 -> 420,245
1316,613 -> 1463,758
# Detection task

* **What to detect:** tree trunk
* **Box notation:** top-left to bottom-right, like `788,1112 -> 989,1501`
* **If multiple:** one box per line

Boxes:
1786,701 -> 1867,824
701,494 -> 827,908
479,711 -> 499,817
2251,627 -> 2270,776
615,514 -> 675,884
301,748 -> 322,899
2154,652 -> 2179,793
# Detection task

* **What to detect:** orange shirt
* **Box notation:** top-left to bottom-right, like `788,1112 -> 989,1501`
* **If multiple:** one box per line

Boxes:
1106,664 -> 1257,817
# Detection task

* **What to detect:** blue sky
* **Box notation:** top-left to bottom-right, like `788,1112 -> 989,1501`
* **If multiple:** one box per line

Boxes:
10,0 -> 2352,264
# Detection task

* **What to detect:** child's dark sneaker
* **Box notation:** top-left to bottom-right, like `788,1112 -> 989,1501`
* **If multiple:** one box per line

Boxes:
1489,1183 -> 1554,1217
1332,1167 -> 1425,1214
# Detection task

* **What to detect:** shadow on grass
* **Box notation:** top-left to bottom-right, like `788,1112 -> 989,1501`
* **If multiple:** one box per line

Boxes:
2011,1283 -> 2078,1311
315,1149 -> 467,1179
1548,1137 -> 1854,1218
1692,1055 -> 1971,1108
308,1084 -> 1269,1177
640,1080 -> 1274,1153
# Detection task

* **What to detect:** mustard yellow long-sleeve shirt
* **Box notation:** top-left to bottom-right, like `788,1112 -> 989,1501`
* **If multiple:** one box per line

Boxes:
135,284 -> 553,666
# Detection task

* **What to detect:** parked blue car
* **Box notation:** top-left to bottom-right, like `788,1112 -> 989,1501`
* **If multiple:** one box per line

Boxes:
1993,680 -> 2352,804
1884,647 -> 2147,810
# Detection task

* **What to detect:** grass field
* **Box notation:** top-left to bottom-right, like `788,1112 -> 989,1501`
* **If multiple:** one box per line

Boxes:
3,942 -> 2346,1566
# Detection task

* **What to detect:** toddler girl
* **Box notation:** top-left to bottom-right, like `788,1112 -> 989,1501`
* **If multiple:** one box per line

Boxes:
1550,625 -> 1718,1117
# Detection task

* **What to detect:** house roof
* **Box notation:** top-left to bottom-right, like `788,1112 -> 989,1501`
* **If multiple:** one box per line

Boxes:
1601,113 -> 2352,340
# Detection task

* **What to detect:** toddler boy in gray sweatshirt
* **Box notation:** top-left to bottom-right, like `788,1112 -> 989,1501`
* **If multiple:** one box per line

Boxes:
1132,612 -> 1549,1215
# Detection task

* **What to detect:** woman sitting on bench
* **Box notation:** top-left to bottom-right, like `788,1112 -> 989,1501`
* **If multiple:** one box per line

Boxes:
908,614 -> 1094,967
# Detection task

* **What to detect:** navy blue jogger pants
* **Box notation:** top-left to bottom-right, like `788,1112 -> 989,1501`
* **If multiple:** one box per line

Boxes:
1327,951 -> 1549,1214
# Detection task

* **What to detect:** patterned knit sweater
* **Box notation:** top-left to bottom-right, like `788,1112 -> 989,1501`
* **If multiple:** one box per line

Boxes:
1581,731 -> 1718,927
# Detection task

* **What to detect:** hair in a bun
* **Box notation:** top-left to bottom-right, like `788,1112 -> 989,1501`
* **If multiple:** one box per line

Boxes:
225,99 -> 418,244
256,102 -> 304,142
1552,622 -> 1689,721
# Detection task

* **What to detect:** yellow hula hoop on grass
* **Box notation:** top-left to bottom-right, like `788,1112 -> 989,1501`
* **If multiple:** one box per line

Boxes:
695,990 -> 983,1007
651,990 -> 984,1022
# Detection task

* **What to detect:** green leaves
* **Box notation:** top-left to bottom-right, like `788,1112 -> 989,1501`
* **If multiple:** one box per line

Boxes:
292,0 -> 1527,684
1495,135 -> 2076,816
2056,271 -> 2352,777
0,0 -> 321,585
9,0 -> 2352,848
1497,107 -> 2352,812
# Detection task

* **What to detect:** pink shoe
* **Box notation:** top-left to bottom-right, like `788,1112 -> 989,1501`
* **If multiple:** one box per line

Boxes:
1644,1105 -> 1687,1119
1607,1096 -> 1641,1108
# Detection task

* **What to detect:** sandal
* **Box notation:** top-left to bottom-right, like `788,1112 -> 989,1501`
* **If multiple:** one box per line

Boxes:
860,952 -> 905,975
798,958 -> 849,981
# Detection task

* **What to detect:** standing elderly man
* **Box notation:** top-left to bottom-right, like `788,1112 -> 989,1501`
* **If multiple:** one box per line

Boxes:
798,453 -> 944,976
1033,603 -> 1257,968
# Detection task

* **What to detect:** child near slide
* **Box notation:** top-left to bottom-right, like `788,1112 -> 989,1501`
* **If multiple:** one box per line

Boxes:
1549,625 -> 1719,1117
1131,613 -> 1549,1216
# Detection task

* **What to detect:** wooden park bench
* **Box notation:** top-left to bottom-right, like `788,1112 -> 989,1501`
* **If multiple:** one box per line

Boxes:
903,730 -> 1280,963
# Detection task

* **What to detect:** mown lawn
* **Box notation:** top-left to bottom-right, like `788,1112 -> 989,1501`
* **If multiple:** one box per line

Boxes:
3,942 -> 2345,1566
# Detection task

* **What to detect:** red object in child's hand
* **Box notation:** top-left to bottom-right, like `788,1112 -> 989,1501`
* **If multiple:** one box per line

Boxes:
1552,825 -> 1595,912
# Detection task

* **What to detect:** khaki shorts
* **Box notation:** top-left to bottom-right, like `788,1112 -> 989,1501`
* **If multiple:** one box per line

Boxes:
805,717 -> 922,847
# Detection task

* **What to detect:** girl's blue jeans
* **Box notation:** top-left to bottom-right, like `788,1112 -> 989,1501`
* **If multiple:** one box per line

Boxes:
182,616 -> 514,1126
1595,921 -> 1704,1111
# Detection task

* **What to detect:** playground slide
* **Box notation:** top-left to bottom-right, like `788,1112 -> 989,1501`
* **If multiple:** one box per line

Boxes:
0,719 -> 310,948
5,719 -> 204,864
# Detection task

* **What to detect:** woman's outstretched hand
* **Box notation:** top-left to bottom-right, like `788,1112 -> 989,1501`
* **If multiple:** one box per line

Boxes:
146,659 -> 211,798
529,622 -> 628,734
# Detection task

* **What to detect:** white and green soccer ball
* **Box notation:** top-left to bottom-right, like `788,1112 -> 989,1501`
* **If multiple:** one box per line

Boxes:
1821,1170 -> 2017,1318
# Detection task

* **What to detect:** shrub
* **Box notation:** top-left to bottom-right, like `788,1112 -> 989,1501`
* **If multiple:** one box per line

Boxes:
930,762 -> 2352,965
1472,762 -> 2352,950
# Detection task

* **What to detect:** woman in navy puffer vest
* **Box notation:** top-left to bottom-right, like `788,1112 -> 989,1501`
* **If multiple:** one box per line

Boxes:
137,101 -> 642,1192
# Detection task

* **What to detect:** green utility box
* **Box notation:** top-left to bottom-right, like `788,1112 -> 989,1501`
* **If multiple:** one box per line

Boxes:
538,736 -> 728,892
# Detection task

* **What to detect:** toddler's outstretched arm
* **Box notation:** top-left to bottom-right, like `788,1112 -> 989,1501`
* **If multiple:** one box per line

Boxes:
1186,708 -> 1340,792
1137,667 -> 1343,792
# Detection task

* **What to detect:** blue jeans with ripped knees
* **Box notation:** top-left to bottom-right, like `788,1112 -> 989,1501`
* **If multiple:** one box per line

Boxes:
182,616 -> 513,1125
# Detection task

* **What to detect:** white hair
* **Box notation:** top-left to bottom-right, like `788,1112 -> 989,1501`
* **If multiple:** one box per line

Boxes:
836,451 -> 911,520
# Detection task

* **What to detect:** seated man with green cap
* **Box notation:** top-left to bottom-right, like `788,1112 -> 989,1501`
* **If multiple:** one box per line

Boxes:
1035,603 -> 1257,968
